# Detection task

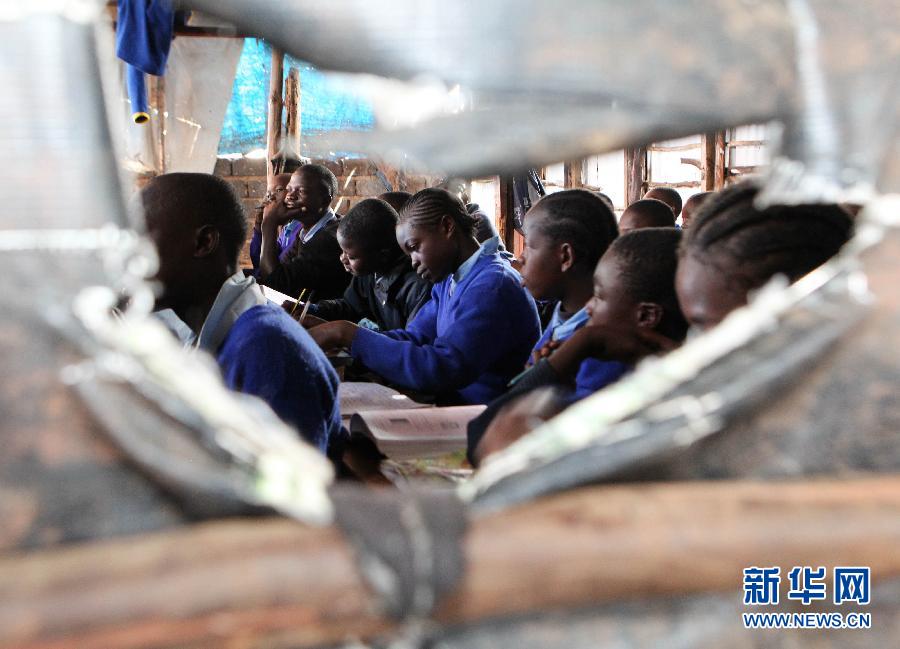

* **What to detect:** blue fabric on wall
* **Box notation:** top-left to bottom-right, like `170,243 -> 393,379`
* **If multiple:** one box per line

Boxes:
219,39 -> 375,155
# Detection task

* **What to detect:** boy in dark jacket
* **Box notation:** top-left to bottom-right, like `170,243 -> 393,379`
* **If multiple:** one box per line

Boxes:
303,198 -> 432,330
258,164 -> 350,300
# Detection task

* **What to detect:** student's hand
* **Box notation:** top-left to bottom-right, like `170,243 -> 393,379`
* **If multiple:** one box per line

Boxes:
280,300 -> 326,327
262,191 -> 301,227
308,320 -> 359,351
531,339 -> 560,364
547,324 -> 680,380
571,324 -> 678,362
300,313 -> 328,328
475,388 -> 565,464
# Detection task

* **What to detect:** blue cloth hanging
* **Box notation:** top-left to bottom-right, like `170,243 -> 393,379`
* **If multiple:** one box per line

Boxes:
116,0 -> 176,124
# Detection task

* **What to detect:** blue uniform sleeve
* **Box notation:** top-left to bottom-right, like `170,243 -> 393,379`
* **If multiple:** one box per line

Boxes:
248,227 -> 262,270
219,315 -> 339,453
350,278 -> 521,393
572,359 -> 631,401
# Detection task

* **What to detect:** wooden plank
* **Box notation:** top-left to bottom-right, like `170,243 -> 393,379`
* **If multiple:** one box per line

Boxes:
646,142 -> 700,152
563,159 -> 583,189
3,477 -> 898,648
726,139 -> 767,148
646,180 -> 701,189
266,48 -> 285,184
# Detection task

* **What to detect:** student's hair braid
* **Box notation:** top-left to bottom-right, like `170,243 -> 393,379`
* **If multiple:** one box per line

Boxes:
681,180 -> 853,289
399,187 -> 478,238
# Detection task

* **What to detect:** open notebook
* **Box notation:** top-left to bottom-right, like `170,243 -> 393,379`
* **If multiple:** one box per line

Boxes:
338,382 -> 483,460
349,405 -> 485,461
338,382 -> 431,422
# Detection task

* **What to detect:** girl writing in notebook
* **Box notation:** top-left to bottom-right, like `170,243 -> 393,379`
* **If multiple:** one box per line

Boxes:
309,188 -> 541,405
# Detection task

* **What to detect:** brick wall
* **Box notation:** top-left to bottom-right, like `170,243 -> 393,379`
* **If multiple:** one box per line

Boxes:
213,156 -> 441,267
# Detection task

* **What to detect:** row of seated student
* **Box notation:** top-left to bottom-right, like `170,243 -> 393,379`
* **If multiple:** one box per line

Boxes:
141,170 -> 852,476
244,166 -> 508,305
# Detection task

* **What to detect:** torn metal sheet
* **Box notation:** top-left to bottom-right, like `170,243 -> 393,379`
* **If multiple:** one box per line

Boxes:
180,0 -> 900,202
464,196 -> 900,513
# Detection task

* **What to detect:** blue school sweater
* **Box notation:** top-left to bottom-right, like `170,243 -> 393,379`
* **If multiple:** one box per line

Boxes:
530,304 -> 631,401
350,249 -> 541,405
216,304 -> 342,453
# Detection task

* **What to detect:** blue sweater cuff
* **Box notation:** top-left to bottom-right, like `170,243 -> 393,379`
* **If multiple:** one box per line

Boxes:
350,325 -> 378,358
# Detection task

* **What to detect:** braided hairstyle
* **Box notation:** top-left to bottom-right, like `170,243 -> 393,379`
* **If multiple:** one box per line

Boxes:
681,180 -> 852,291
399,187 -> 478,238
530,189 -> 619,275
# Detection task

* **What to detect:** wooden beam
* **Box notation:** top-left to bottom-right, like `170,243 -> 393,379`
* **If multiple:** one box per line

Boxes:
2,477 -> 899,648
563,159 -> 583,189
714,130 -> 727,190
281,67 -> 301,167
624,146 -> 647,205
289,68 -> 302,147
497,176 -> 514,252
153,76 -> 166,173
701,132 -> 716,191
266,48 -> 285,184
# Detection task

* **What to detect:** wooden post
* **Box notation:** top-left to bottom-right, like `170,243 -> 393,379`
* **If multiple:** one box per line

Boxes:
625,146 -> 647,206
152,75 -> 166,173
563,159 -> 583,189
497,176 -> 514,251
714,130 -> 727,189
266,47 -> 284,184
283,67 -> 301,162
701,132 -> 716,191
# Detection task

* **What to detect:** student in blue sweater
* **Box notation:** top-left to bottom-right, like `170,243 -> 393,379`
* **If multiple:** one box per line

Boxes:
142,172 -> 342,453
466,189 -> 623,458
519,189 -> 627,399
473,228 -> 689,464
309,188 -> 541,405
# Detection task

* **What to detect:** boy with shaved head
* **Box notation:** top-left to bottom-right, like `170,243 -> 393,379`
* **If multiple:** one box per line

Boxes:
142,172 -> 341,452
643,186 -> 683,219
617,198 -> 677,234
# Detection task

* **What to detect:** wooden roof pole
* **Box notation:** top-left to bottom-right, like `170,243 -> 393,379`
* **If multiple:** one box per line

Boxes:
266,47 -> 284,184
